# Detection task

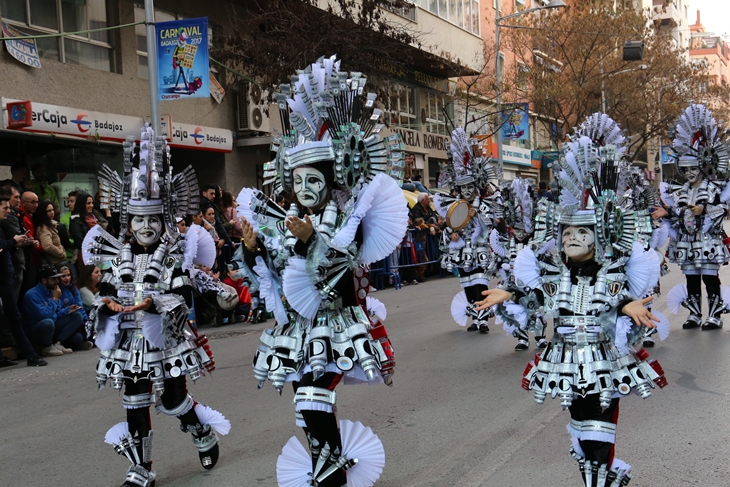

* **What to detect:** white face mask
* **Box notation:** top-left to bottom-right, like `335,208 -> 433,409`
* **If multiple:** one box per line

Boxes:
514,228 -> 527,241
293,166 -> 328,208
131,215 -> 163,246
459,183 -> 475,199
562,225 -> 595,260
682,167 -> 701,184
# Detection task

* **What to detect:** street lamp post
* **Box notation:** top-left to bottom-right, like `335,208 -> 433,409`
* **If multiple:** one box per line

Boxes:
495,0 -> 566,173
145,0 -> 161,135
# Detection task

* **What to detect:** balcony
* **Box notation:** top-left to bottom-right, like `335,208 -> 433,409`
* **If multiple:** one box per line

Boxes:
652,0 -> 680,28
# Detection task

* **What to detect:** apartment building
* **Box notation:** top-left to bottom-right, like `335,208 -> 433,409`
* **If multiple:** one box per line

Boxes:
689,10 -> 730,104
0,0 -> 482,200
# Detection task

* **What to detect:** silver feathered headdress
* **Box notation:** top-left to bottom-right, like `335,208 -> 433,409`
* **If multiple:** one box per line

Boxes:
265,55 -> 405,197
442,127 -> 501,191
98,124 -> 199,240
670,103 -> 729,177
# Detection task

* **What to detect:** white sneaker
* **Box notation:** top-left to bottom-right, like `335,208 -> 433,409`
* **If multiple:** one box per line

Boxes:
41,346 -> 63,357
53,342 -> 73,354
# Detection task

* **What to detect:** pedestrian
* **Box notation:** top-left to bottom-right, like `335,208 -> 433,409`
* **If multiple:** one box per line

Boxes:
220,190 -> 242,242
18,190 -> 41,299
30,162 -> 60,207
536,180 -> 554,201
33,199 -> 67,265
22,264 -> 90,355
0,161 -> 30,197
0,193 -> 47,367
59,190 -> 76,260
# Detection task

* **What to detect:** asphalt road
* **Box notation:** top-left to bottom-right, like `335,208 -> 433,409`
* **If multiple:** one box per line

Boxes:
1,260 -> 729,487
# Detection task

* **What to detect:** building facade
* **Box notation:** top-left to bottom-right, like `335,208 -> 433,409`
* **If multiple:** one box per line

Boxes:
0,0 -> 482,206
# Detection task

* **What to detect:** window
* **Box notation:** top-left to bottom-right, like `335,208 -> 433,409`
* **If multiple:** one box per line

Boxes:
383,82 -> 417,129
134,4 -> 215,80
423,91 -> 449,135
415,0 -> 480,35
0,0 -> 117,72
516,61 -> 529,90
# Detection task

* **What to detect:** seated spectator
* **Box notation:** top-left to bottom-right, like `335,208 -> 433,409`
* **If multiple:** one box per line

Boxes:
56,262 -> 89,324
78,264 -> 101,313
22,265 -> 91,356
34,199 -> 67,265
410,193 -> 438,224
222,268 -> 253,323
411,174 -> 430,194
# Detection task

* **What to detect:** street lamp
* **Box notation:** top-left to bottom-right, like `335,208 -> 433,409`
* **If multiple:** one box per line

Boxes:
495,0 -> 566,173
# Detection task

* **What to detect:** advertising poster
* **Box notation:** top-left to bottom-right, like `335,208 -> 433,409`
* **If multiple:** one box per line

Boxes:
501,103 -> 529,141
2,21 -> 42,68
156,17 -> 209,101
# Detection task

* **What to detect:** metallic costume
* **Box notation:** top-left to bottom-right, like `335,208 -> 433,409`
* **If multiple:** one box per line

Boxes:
83,126 -> 233,487
237,57 -> 407,487
435,127 -> 502,333
494,114 -> 667,487
660,103 -> 730,330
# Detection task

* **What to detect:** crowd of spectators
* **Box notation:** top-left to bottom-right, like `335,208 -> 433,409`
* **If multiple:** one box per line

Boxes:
0,163 -> 255,368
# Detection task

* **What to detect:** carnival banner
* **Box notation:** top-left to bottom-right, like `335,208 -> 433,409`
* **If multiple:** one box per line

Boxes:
2,21 -> 42,68
155,17 -> 209,101
501,103 -> 529,141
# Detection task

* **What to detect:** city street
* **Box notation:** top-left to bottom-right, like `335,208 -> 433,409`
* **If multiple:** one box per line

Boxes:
2,260 -> 729,487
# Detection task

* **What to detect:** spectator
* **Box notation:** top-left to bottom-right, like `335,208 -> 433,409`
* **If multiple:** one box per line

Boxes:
30,162 -> 59,207
410,193 -> 438,224
69,192 -> 99,251
78,264 -> 101,313
0,186 -> 25,347
221,190 -> 243,242
411,174 -> 431,194
222,268 -> 253,323
0,193 -> 47,366
176,216 -> 187,234
59,191 -> 77,259
53,202 -> 72,254
537,180 -> 555,202
200,184 -> 232,247
33,200 -> 66,265
0,161 -> 30,197
19,191 -> 42,297
56,262 -> 90,337
203,207 -> 223,248
22,264 -> 91,355
94,188 -> 116,236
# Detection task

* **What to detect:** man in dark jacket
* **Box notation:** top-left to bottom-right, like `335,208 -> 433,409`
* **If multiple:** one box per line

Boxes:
0,194 -> 47,367
200,185 -> 233,247
410,193 -> 438,224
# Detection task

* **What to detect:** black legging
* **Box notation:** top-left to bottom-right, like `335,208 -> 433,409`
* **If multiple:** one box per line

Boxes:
465,283 -> 488,304
292,372 -> 345,487
685,274 -> 720,300
568,395 -> 620,466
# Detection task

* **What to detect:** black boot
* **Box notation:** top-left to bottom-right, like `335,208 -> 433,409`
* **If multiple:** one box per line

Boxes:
682,294 -> 702,329
185,423 -> 220,470
702,294 -> 725,330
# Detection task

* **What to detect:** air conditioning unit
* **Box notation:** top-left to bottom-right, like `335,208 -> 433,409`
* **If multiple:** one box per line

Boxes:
236,82 -> 270,133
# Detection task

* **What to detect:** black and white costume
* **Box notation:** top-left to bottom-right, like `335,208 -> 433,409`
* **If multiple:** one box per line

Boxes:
492,115 -> 668,486
661,104 -> 730,330
83,126 -> 233,487
436,128 -> 502,333
238,57 -> 408,487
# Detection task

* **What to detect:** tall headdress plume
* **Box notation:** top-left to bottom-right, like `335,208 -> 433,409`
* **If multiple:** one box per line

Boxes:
669,103 -> 730,177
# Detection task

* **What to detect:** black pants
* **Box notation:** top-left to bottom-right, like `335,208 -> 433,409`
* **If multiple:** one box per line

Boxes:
0,278 -> 36,358
124,377 -> 202,445
568,395 -> 620,466
686,274 -> 720,299
292,372 -> 345,487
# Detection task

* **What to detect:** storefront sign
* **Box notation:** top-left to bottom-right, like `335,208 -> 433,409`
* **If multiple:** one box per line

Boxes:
502,145 -> 533,167
2,21 -> 41,69
2,98 -> 232,152
156,18 -> 210,101
7,100 -> 32,129
393,127 -> 450,156
170,122 -> 232,152
209,72 -> 225,104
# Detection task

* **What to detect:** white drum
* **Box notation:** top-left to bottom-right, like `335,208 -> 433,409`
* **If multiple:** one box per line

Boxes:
446,199 -> 472,231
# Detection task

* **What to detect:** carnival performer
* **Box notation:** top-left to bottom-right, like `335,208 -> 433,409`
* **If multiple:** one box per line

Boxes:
654,103 -> 730,330
435,128 -> 501,334
82,126 -> 234,487
476,115 -> 668,487
238,56 -> 407,487
490,177 -> 550,350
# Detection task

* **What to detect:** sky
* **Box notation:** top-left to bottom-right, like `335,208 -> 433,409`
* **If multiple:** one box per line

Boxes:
689,0 -> 730,38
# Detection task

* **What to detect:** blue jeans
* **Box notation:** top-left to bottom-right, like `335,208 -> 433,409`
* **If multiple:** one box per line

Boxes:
25,312 -> 84,348
24,319 -> 55,348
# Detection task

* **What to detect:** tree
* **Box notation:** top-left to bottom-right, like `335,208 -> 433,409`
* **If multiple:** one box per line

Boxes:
503,2 -> 713,161
214,0 -> 422,90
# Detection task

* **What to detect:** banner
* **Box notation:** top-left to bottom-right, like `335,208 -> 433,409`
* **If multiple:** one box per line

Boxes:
660,145 -> 673,164
156,18 -> 209,101
2,21 -> 41,68
501,103 -> 529,141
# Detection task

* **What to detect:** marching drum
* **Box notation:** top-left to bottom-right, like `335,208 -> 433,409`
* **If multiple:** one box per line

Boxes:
446,199 -> 472,231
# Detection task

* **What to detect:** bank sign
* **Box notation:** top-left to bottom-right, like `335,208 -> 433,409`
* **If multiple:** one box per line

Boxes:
156,18 -> 209,101
2,98 -> 233,152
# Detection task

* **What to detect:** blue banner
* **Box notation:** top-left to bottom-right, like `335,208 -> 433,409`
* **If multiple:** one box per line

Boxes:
501,103 -> 529,141
156,18 -> 209,101
660,145 -> 673,164
2,21 -> 42,68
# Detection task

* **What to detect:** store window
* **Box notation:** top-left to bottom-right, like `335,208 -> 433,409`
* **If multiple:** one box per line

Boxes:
415,0 -> 479,35
423,91 -> 448,135
0,0 -> 117,72
134,4 -> 215,80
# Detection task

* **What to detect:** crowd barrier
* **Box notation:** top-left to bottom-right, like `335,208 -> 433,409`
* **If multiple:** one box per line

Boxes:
370,229 -> 443,290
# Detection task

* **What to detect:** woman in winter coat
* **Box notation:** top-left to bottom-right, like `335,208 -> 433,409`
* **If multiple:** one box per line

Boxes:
33,200 -> 66,265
